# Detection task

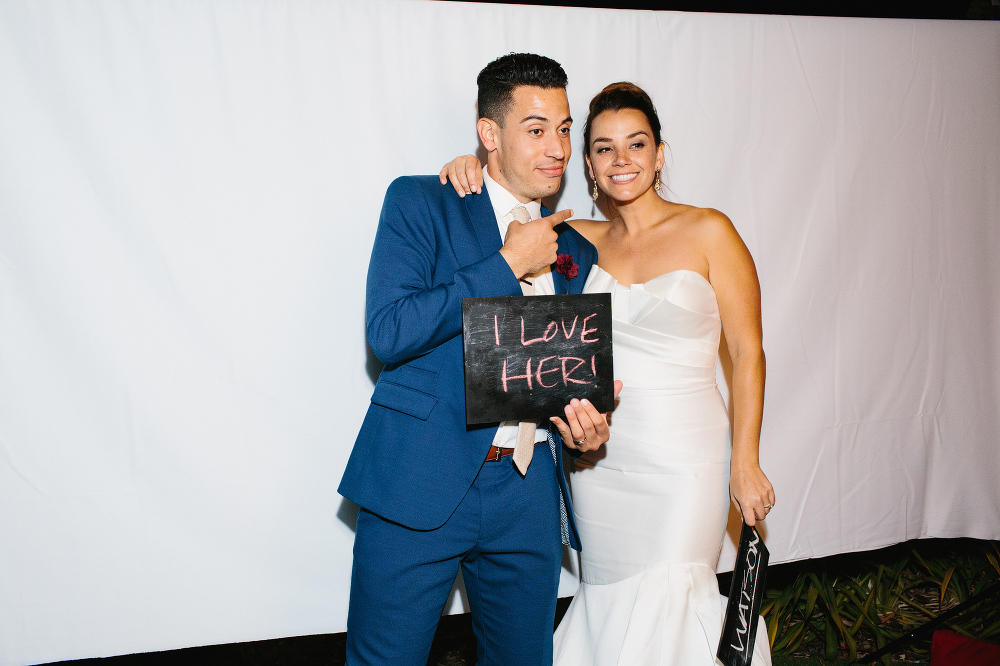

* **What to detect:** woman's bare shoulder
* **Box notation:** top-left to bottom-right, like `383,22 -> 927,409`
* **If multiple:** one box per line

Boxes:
669,203 -> 728,224
683,207 -> 756,274
566,218 -> 611,244
675,205 -> 740,240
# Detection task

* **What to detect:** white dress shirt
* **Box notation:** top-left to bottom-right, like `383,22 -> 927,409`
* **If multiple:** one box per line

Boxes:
482,166 -> 554,448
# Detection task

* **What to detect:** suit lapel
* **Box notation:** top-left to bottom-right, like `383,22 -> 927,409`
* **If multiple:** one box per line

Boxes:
463,189 -> 501,260
462,194 -> 586,295
553,236 -> 569,294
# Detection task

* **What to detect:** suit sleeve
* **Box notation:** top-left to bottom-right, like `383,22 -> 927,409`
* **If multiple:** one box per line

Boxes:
365,178 -> 521,365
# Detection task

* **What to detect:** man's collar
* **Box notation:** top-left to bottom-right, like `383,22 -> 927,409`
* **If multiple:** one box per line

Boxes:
482,167 -> 542,221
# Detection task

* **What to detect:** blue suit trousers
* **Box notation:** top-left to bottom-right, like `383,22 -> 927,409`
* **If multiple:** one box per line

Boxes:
346,446 -> 562,666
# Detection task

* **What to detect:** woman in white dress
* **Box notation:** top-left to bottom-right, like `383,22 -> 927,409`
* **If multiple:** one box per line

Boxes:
442,82 -> 775,666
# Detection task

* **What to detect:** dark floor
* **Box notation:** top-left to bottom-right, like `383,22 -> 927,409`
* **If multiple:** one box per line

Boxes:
45,598 -> 571,666
44,593 -> 934,666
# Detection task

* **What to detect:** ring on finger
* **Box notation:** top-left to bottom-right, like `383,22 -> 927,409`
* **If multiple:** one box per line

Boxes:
574,437 -> 586,446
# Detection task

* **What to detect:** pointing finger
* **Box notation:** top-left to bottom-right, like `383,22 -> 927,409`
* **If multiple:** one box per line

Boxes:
542,209 -> 573,227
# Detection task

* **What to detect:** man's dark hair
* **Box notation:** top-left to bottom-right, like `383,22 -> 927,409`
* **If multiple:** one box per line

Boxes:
477,53 -> 568,127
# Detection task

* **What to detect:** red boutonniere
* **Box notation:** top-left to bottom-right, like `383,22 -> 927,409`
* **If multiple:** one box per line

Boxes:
555,253 -> 579,280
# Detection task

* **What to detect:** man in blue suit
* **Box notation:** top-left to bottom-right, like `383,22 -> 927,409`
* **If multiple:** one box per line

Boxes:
339,54 -> 616,665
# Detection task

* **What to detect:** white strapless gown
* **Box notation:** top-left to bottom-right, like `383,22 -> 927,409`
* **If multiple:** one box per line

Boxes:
554,266 -> 771,666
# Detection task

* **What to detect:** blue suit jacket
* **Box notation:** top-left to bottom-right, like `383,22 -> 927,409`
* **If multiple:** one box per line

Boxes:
339,176 -> 596,550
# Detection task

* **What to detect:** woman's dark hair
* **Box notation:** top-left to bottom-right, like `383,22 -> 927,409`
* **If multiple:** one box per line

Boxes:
477,53 -> 568,127
583,82 -> 662,152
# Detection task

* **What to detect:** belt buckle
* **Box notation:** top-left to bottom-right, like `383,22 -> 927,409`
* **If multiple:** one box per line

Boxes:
486,446 -> 501,462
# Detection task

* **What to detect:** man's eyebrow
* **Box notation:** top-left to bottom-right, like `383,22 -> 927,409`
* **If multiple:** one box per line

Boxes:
519,115 -> 573,125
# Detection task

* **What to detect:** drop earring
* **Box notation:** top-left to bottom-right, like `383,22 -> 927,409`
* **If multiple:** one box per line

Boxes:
654,170 -> 661,192
592,181 -> 599,201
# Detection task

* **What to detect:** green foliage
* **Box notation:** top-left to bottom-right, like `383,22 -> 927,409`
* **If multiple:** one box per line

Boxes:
966,0 -> 1000,20
762,539 -> 1000,663
771,657 -> 908,666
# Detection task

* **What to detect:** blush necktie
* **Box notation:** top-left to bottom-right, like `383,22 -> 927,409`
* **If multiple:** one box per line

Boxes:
510,205 -> 536,476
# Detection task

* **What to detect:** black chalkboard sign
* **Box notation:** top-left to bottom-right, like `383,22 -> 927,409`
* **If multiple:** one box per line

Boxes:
462,293 -> 613,425
718,522 -> 769,666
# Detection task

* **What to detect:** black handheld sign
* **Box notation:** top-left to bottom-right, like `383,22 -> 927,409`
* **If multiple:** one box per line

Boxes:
718,522 -> 770,666
462,293 -> 613,425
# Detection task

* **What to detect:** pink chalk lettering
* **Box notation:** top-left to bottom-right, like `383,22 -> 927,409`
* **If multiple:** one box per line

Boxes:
520,317 -> 558,345
580,313 -> 599,343
502,358 -> 533,392
560,357 -> 592,386
561,315 -> 578,339
520,317 -> 553,345
535,356 -> 559,388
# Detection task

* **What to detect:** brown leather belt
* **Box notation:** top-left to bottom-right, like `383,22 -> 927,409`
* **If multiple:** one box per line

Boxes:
484,441 -> 544,462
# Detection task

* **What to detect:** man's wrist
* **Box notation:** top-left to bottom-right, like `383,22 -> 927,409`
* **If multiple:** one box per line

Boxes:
498,247 -> 525,280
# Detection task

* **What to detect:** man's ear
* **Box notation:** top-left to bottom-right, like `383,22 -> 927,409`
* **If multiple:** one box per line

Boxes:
477,118 -> 499,153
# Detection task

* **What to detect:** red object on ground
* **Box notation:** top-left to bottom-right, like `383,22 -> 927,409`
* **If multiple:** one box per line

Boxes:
930,629 -> 1000,665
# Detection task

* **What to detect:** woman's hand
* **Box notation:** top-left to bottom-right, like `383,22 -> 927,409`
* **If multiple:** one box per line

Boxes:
730,461 -> 775,526
573,447 -> 604,471
439,154 -> 484,197
549,381 -> 623,453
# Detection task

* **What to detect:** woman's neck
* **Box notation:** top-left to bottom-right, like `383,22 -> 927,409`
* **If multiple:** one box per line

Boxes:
611,189 -> 670,235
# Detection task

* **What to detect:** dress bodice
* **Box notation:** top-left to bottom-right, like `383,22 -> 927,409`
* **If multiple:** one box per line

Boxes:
557,266 -> 772,666
583,266 -> 722,393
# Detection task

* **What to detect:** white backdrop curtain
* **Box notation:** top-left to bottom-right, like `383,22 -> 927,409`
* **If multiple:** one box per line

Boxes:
1,1 -> 998,664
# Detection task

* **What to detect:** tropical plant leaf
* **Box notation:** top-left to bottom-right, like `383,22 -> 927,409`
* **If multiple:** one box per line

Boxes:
940,566 -> 955,604
764,539 -> 998,662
